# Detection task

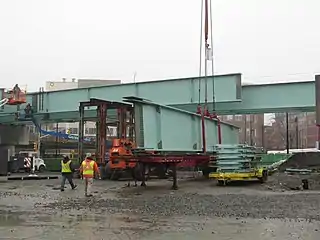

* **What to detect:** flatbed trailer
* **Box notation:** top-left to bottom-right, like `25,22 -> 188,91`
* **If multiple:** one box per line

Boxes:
132,150 -> 215,189
209,167 -> 268,185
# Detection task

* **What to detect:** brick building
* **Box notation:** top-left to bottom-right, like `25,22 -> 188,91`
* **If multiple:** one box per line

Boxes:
219,114 -> 265,147
266,112 -> 317,150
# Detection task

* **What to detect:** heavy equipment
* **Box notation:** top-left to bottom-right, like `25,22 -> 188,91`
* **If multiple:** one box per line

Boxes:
1,84 -> 27,107
106,138 -> 138,180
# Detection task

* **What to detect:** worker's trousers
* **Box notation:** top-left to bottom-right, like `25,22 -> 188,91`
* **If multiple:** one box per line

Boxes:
61,173 -> 75,190
84,177 -> 93,196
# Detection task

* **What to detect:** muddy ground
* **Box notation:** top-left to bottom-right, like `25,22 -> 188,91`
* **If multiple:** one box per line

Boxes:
1,174 -> 320,239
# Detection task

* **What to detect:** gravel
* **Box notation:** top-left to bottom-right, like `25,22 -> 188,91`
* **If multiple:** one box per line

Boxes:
2,178 -> 320,239
41,190 -> 320,220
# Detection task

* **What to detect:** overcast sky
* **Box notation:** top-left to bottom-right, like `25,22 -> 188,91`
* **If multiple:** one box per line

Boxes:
0,0 -> 319,91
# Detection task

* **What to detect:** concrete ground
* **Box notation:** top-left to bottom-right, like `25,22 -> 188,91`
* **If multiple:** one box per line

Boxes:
1,175 -> 320,240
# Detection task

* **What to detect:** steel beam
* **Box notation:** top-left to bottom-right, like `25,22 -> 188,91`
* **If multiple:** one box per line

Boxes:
0,75 -> 317,125
124,97 -> 239,152
0,74 -> 241,114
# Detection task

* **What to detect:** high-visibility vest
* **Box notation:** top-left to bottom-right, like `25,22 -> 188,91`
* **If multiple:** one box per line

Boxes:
82,160 -> 95,177
61,160 -> 72,173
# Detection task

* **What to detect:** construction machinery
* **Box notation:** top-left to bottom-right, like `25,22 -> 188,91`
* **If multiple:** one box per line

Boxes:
1,84 -> 27,107
106,138 -> 138,180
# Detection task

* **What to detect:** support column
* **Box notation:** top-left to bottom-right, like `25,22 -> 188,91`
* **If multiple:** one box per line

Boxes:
129,108 -> 134,141
316,75 -> 320,149
55,123 -> 58,158
78,103 -> 85,163
118,107 -> 127,139
95,121 -> 99,159
97,103 -> 107,165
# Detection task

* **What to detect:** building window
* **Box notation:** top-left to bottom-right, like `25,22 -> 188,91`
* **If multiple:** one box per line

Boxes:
246,115 -> 250,121
107,127 -> 117,137
226,115 -> 233,121
88,128 -> 96,135
235,115 -> 242,121
69,128 -> 78,134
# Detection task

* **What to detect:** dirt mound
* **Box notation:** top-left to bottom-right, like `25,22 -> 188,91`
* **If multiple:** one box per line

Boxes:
278,152 -> 320,171
264,172 -> 320,191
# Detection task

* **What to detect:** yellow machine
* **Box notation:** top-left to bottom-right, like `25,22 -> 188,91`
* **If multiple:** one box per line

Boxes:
209,167 -> 268,185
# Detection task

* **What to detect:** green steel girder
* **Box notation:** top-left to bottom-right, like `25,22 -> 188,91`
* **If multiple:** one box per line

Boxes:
174,104 -> 315,115
124,97 -> 239,151
0,74 -> 241,114
172,81 -> 315,114
0,75 -> 317,125
0,109 -> 118,125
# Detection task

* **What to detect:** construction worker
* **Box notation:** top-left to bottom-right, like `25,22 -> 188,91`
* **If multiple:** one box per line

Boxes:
61,155 -> 77,191
13,84 -> 21,100
24,103 -> 32,118
79,155 -> 101,197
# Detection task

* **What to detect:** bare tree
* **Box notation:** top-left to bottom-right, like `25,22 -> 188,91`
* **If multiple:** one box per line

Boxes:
268,113 -> 298,150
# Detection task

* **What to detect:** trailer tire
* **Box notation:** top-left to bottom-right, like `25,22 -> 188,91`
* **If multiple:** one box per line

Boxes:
134,163 -> 144,181
155,165 -> 168,179
105,164 -> 112,180
217,180 -> 225,186
110,171 -> 121,181
258,170 -> 268,183
202,167 -> 216,178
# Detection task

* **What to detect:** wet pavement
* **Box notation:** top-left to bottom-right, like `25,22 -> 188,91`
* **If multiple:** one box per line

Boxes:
1,176 -> 320,239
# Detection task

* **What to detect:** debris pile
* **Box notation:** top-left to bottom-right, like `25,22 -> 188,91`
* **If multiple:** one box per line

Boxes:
264,172 -> 320,191
264,152 -> 320,191
278,152 -> 320,172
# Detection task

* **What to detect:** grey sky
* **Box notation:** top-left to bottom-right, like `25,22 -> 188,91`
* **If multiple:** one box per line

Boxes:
0,0 -> 319,91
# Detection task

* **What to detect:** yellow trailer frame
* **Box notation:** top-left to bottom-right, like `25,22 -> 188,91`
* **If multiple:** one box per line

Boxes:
209,168 -> 268,185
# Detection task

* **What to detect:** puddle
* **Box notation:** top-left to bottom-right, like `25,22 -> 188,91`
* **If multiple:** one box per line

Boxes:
0,210 -> 25,226
0,209 -> 114,228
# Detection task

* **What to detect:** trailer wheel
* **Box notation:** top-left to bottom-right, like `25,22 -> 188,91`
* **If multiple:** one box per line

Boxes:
258,170 -> 268,183
202,169 -> 210,178
155,165 -> 168,179
110,170 -> 121,180
105,164 -> 112,180
134,163 -> 144,181
217,180 -> 225,186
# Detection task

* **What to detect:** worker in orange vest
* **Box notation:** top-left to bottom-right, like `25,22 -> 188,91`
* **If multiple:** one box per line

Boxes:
79,155 -> 101,197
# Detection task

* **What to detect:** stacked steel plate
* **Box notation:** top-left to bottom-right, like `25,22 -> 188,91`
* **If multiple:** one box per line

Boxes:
212,144 -> 261,173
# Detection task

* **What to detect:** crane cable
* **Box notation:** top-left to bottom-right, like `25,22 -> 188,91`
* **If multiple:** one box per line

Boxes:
204,0 -> 209,113
209,0 -> 216,114
197,0 -> 204,111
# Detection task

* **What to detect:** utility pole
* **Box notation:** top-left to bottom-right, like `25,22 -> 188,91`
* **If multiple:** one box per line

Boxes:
295,116 -> 299,149
261,124 -> 265,150
286,112 -> 289,154
249,115 -> 253,145
244,115 -> 247,144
